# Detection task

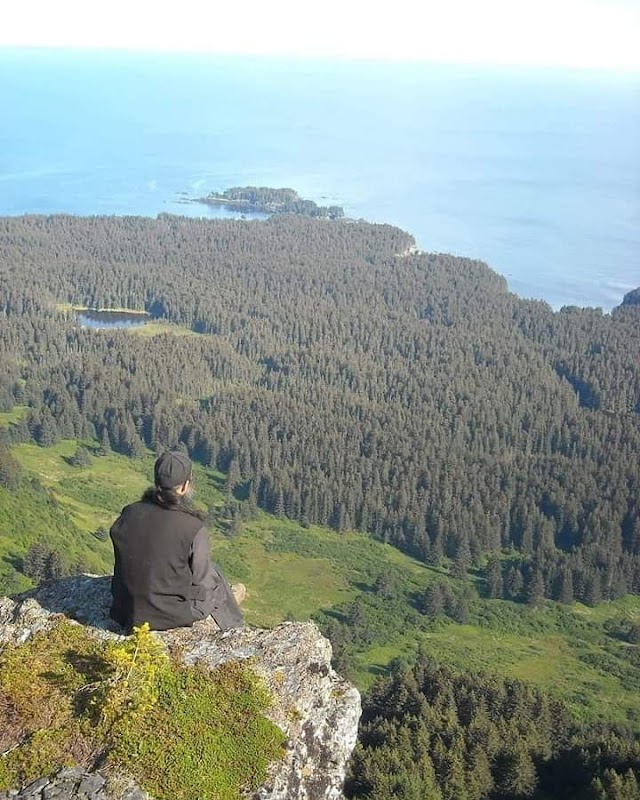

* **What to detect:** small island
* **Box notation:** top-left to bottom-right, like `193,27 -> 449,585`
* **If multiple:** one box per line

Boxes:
194,186 -> 344,219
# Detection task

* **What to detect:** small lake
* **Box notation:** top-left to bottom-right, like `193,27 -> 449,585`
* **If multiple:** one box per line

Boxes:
76,310 -> 151,330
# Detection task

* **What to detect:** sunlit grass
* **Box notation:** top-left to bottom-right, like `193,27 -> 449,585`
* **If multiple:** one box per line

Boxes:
129,322 -> 203,338
213,524 -> 352,628
0,406 -> 28,427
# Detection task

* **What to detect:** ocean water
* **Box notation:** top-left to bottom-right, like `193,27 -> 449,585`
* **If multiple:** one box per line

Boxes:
0,48 -> 638,310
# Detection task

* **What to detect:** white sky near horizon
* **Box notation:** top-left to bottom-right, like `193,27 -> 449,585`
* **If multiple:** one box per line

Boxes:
1,0 -> 639,72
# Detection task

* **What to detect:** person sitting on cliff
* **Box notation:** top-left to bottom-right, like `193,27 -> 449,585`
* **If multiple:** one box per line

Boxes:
109,451 -> 245,632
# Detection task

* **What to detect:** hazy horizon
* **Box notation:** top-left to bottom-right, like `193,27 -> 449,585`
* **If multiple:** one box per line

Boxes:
3,0 -> 639,72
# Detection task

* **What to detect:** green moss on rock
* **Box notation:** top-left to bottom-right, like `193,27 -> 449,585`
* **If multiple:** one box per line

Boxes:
0,620 -> 285,799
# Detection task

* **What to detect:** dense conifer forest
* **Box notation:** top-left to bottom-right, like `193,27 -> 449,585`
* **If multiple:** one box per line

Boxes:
1,212 -> 639,797
347,655 -> 640,799
0,213 -> 639,607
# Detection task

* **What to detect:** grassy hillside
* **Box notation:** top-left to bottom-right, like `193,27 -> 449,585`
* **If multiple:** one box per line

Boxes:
1,433 -> 639,732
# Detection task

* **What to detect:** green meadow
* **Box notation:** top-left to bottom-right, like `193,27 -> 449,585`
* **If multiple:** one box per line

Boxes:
130,321 -> 205,338
1,432 -> 639,731
0,406 -> 29,427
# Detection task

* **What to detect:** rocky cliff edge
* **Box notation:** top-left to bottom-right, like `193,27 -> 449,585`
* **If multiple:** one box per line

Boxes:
0,575 -> 361,800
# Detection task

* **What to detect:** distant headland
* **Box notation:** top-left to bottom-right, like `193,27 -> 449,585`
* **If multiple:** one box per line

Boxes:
187,186 -> 345,219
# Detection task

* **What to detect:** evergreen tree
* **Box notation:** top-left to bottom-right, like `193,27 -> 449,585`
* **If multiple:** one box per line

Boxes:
44,549 -> 67,581
588,769 -> 640,800
69,445 -> 92,467
485,553 -> 504,599
505,565 -> 524,600
97,427 -> 111,455
451,537 -> 471,580
451,594 -> 470,624
422,583 -> 445,619
558,566 -> 574,604
22,542 -> 48,582
373,570 -> 399,600
493,744 -> 538,797
584,572 -> 603,607
525,567 -> 545,607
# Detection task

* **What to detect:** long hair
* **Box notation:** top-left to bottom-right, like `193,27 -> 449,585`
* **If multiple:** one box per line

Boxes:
141,486 -> 205,521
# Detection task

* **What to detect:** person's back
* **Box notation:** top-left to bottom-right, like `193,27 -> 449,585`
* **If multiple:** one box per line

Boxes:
109,451 -> 243,632
110,496 -> 203,630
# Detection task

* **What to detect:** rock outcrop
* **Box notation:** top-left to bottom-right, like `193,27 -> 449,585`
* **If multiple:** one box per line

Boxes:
0,576 -> 361,800
0,767 -> 146,800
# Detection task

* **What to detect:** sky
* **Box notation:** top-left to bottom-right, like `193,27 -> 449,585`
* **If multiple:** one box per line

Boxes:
1,0 -> 639,71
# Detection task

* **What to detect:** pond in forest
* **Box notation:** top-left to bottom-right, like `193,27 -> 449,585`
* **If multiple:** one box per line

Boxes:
76,309 -> 152,329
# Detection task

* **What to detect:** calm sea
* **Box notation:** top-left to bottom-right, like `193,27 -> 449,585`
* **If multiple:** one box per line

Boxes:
1,48 -> 638,310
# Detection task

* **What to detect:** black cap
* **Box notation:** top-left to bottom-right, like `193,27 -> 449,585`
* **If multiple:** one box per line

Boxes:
154,451 -> 192,489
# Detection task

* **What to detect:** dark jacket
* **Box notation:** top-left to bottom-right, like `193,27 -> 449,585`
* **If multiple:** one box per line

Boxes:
110,495 -> 243,631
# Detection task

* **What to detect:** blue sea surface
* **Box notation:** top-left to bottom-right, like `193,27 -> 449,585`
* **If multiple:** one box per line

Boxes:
0,48 -> 638,310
